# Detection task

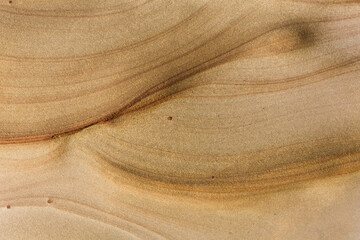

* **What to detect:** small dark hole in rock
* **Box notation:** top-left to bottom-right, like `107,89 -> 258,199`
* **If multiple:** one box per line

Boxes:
6,205 -> 10,209
167,116 -> 173,120
8,1 -> 12,4
47,199 -> 53,204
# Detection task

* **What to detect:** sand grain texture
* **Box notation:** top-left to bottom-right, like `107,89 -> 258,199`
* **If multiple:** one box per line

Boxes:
1,0 -> 360,239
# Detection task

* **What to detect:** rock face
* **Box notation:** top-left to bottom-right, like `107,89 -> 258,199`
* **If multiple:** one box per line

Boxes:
1,0 -> 360,239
